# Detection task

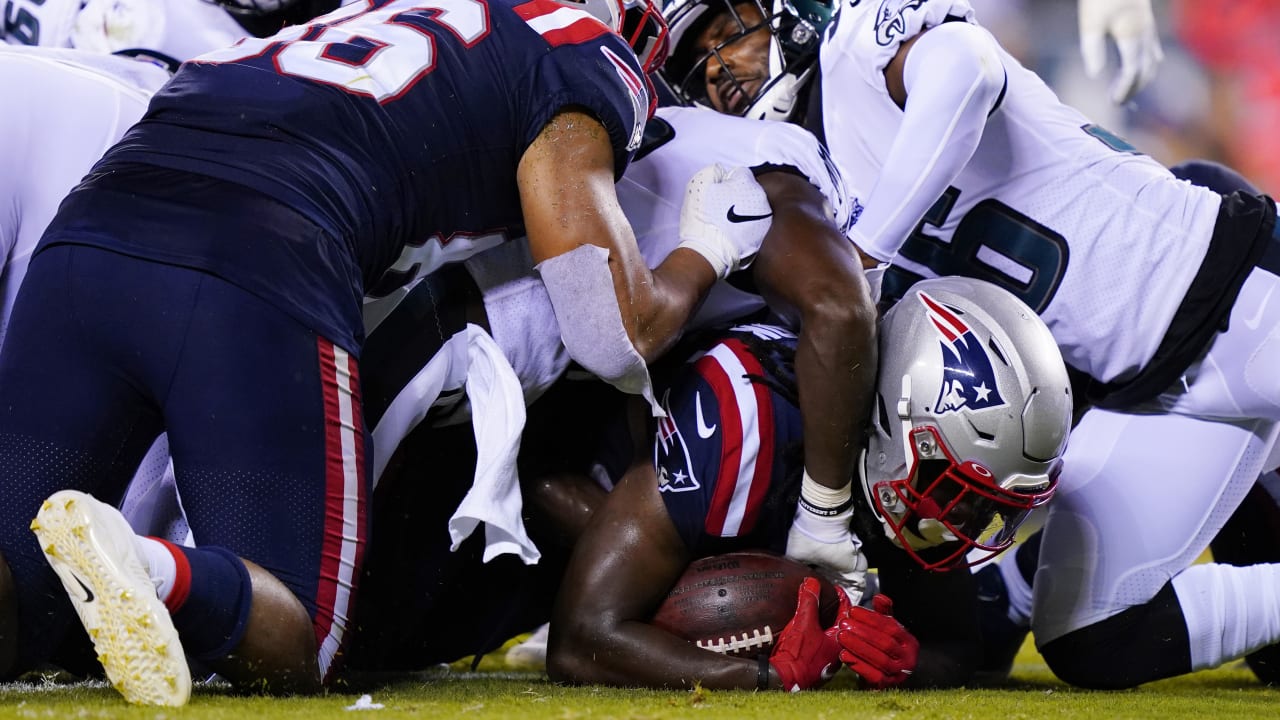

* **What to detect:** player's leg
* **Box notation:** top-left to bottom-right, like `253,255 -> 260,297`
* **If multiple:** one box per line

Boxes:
1208,471 -> 1280,683
0,244 -> 173,679
155,272 -> 372,691
1032,408 -> 1280,688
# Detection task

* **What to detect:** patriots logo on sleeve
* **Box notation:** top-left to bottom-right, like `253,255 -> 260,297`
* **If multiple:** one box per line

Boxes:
920,291 -> 1005,413
600,45 -> 649,152
655,389 -> 701,493
875,0 -> 930,46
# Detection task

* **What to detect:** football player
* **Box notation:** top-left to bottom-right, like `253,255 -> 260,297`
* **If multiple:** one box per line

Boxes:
547,277 -> 1071,691
343,103 -> 880,667
0,0 -> 762,706
112,102 -> 880,677
659,0 -> 1280,690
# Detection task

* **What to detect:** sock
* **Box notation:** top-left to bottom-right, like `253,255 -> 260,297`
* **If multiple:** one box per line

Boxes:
1172,562 -> 1280,671
132,536 -> 189,611
166,546 -> 255,661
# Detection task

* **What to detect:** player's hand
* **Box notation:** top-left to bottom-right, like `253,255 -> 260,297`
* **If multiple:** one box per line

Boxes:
769,577 -> 846,691
677,163 -> 773,279
785,474 -> 869,603
1078,0 -> 1163,105
836,594 -> 920,689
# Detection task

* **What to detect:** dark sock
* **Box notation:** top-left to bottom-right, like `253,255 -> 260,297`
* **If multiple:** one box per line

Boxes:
169,545 -> 254,661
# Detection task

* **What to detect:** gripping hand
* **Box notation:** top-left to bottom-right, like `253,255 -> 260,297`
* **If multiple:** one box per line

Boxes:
1078,0 -> 1163,104
836,594 -> 920,689
769,577 -> 850,691
677,163 -> 773,279
785,473 -> 868,603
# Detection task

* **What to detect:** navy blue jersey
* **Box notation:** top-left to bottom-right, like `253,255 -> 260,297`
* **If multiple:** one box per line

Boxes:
653,324 -> 806,556
44,0 -> 648,352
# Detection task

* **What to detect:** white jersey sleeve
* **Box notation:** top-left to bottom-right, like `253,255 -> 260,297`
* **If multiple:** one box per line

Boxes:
0,48 -> 163,348
620,105 -> 855,328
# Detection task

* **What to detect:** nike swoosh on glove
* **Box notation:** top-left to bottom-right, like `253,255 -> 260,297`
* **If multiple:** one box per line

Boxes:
677,163 -> 773,279
769,577 -> 852,692
836,594 -> 920,689
1078,0 -> 1163,104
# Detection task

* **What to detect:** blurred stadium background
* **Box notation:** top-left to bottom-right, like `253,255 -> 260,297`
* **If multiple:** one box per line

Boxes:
973,0 -> 1279,194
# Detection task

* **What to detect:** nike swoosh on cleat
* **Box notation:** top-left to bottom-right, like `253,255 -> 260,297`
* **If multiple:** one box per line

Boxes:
695,391 -> 717,439
72,574 -> 95,603
726,205 -> 773,223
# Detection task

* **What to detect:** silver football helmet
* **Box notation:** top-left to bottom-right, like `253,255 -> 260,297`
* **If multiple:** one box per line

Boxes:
557,0 -> 670,73
860,277 -> 1072,570
659,0 -> 835,120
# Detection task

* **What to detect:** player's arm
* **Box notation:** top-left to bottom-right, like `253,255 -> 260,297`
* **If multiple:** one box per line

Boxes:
752,170 -> 877,498
749,169 -> 878,588
546,458 -> 773,689
850,23 -> 1006,263
519,109 -> 763,364
1078,0 -> 1162,105
873,549 -> 982,688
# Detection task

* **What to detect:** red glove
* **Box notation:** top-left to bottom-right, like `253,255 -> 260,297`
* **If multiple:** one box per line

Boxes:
836,594 -> 920,689
769,577 -> 852,691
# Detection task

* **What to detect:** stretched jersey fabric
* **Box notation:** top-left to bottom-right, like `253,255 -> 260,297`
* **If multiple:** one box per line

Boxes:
0,48 -> 168,347
808,0 -> 1253,398
41,0 -> 650,353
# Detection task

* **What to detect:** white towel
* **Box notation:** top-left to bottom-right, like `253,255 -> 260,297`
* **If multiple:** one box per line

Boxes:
447,327 -> 541,565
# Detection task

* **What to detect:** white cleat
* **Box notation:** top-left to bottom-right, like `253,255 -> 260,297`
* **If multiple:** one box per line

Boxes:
31,490 -> 191,706
504,622 -> 550,671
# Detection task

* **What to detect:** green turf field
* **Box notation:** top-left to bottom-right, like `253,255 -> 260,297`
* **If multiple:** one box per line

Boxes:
0,638 -> 1274,719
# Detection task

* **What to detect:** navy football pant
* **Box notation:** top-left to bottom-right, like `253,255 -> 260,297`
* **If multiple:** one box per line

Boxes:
0,244 -> 370,679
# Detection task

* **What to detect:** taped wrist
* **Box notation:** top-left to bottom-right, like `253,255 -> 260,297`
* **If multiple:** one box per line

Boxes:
793,471 -> 855,544
799,470 -> 854,514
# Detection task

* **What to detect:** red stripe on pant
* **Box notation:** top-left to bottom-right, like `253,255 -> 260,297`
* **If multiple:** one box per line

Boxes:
313,338 -> 367,681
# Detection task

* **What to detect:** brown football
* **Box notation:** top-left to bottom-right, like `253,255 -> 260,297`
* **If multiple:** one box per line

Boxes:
650,550 -> 841,657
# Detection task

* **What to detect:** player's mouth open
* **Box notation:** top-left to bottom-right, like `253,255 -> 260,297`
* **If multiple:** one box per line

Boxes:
715,77 -> 759,115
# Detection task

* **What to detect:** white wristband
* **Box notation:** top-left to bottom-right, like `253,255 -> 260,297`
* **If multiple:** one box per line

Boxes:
800,470 -> 852,508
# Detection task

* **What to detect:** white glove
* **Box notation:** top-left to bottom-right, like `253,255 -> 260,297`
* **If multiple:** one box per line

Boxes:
677,163 -> 773,279
785,471 -> 868,605
1078,0 -> 1164,105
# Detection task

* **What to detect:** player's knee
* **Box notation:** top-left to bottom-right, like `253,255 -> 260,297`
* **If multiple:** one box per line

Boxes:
1038,629 -> 1132,689
1038,582 -> 1192,689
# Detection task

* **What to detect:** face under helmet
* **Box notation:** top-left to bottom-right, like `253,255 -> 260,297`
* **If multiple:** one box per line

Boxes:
860,276 -> 1073,571
659,0 -> 835,120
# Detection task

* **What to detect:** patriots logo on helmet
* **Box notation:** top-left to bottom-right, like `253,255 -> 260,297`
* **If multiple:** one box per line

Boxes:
875,0 -> 929,46
655,389 -> 701,493
920,292 -> 1005,414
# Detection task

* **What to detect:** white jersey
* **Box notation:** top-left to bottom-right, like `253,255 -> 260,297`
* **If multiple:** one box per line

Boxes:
0,47 -> 169,347
817,0 -> 1223,386
2,0 -> 247,67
